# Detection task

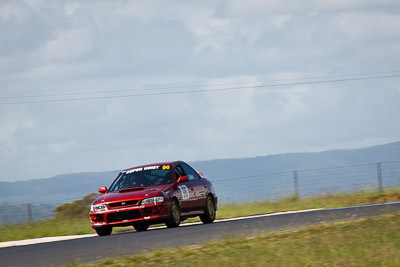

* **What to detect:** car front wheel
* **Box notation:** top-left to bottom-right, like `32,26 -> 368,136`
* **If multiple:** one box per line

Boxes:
133,223 -> 149,232
165,199 -> 180,228
95,226 -> 112,236
200,195 -> 216,224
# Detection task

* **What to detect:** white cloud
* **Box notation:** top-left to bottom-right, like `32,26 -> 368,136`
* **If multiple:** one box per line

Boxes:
271,14 -> 293,28
49,143 -> 72,153
0,0 -> 400,181
333,11 -> 400,41
0,107 -> 35,157
0,1 -> 28,20
226,0 -> 399,16
192,17 -> 233,52
41,28 -> 93,61
64,2 -> 82,16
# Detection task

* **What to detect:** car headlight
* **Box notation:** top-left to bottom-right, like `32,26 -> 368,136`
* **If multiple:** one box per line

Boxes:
90,204 -> 108,212
141,196 -> 164,205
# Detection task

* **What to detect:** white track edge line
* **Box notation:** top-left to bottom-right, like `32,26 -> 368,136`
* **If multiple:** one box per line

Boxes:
0,208 -> 321,248
0,234 -> 98,248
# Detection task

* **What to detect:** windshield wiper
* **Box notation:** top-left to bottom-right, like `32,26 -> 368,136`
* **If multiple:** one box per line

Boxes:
118,187 -> 145,193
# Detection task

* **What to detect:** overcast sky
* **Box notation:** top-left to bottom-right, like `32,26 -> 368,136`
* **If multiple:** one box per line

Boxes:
1,0 -> 400,182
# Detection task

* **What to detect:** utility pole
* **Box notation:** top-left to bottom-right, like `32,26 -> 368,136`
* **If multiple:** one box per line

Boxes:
27,203 -> 33,222
377,163 -> 383,192
293,170 -> 300,198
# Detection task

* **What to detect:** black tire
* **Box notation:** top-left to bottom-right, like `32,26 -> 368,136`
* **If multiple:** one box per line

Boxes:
200,195 -> 216,224
95,226 -> 112,236
165,199 -> 180,228
133,223 -> 149,232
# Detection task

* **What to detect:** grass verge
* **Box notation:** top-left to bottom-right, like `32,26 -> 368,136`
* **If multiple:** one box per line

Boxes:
1,188 -> 399,243
71,214 -> 400,266
217,187 -> 400,219
0,218 -> 93,242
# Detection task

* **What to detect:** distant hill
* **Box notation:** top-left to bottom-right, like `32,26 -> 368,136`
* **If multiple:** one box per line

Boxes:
191,141 -> 400,202
0,171 -> 119,224
0,171 -> 118,205
191,141 -> 400,182
1,141 -> 399,223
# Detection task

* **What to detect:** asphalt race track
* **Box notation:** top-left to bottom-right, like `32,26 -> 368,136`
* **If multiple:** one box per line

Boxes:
1,202 -> 400,267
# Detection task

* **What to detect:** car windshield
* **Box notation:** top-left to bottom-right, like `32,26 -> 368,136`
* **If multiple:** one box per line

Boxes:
108,165 -> 172,192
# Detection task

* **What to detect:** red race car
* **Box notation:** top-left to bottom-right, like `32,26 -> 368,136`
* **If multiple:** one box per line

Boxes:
89,161 -> 218,236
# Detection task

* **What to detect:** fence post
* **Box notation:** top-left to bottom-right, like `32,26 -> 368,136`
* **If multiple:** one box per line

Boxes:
293,170 -> 300,198
377,163 -> 383,192
27,203 -> 33,222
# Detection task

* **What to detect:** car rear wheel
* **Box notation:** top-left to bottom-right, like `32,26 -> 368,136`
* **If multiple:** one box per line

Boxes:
95,226 -> 112,236
165,199 -> 180,228
200,195 -> 216,224
133,223 -> 149,232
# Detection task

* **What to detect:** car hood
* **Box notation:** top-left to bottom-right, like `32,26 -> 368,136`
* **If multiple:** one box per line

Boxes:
92,184 -> 172,205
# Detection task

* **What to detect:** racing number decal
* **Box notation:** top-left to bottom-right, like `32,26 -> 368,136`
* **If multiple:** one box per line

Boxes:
178,185 -> 190,200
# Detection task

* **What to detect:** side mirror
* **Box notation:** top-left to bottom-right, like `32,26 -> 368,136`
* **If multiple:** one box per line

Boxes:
99,186 -> 107,194
177,176 -> 189,183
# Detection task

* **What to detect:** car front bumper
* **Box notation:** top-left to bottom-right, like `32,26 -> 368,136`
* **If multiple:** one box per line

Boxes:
90,202 -> 169,228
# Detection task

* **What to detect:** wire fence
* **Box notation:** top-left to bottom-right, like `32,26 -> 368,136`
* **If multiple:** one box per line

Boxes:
0,197 -> 86,225
0,161 -> 399,225
211,161 -> 400,203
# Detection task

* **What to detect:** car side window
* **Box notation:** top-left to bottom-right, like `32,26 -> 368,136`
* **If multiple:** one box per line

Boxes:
175,165 -> 185,180
181,163 -> 200,181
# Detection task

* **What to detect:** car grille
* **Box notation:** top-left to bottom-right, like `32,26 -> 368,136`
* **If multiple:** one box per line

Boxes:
108,200 -> 139,208
107,210 -> 141,223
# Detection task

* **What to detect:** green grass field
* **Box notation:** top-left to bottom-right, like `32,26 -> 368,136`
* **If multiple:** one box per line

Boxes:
71,214 -> 400,267
217,188 -> 400,219
0,188 -> 399,243
0,218 -> 93,242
